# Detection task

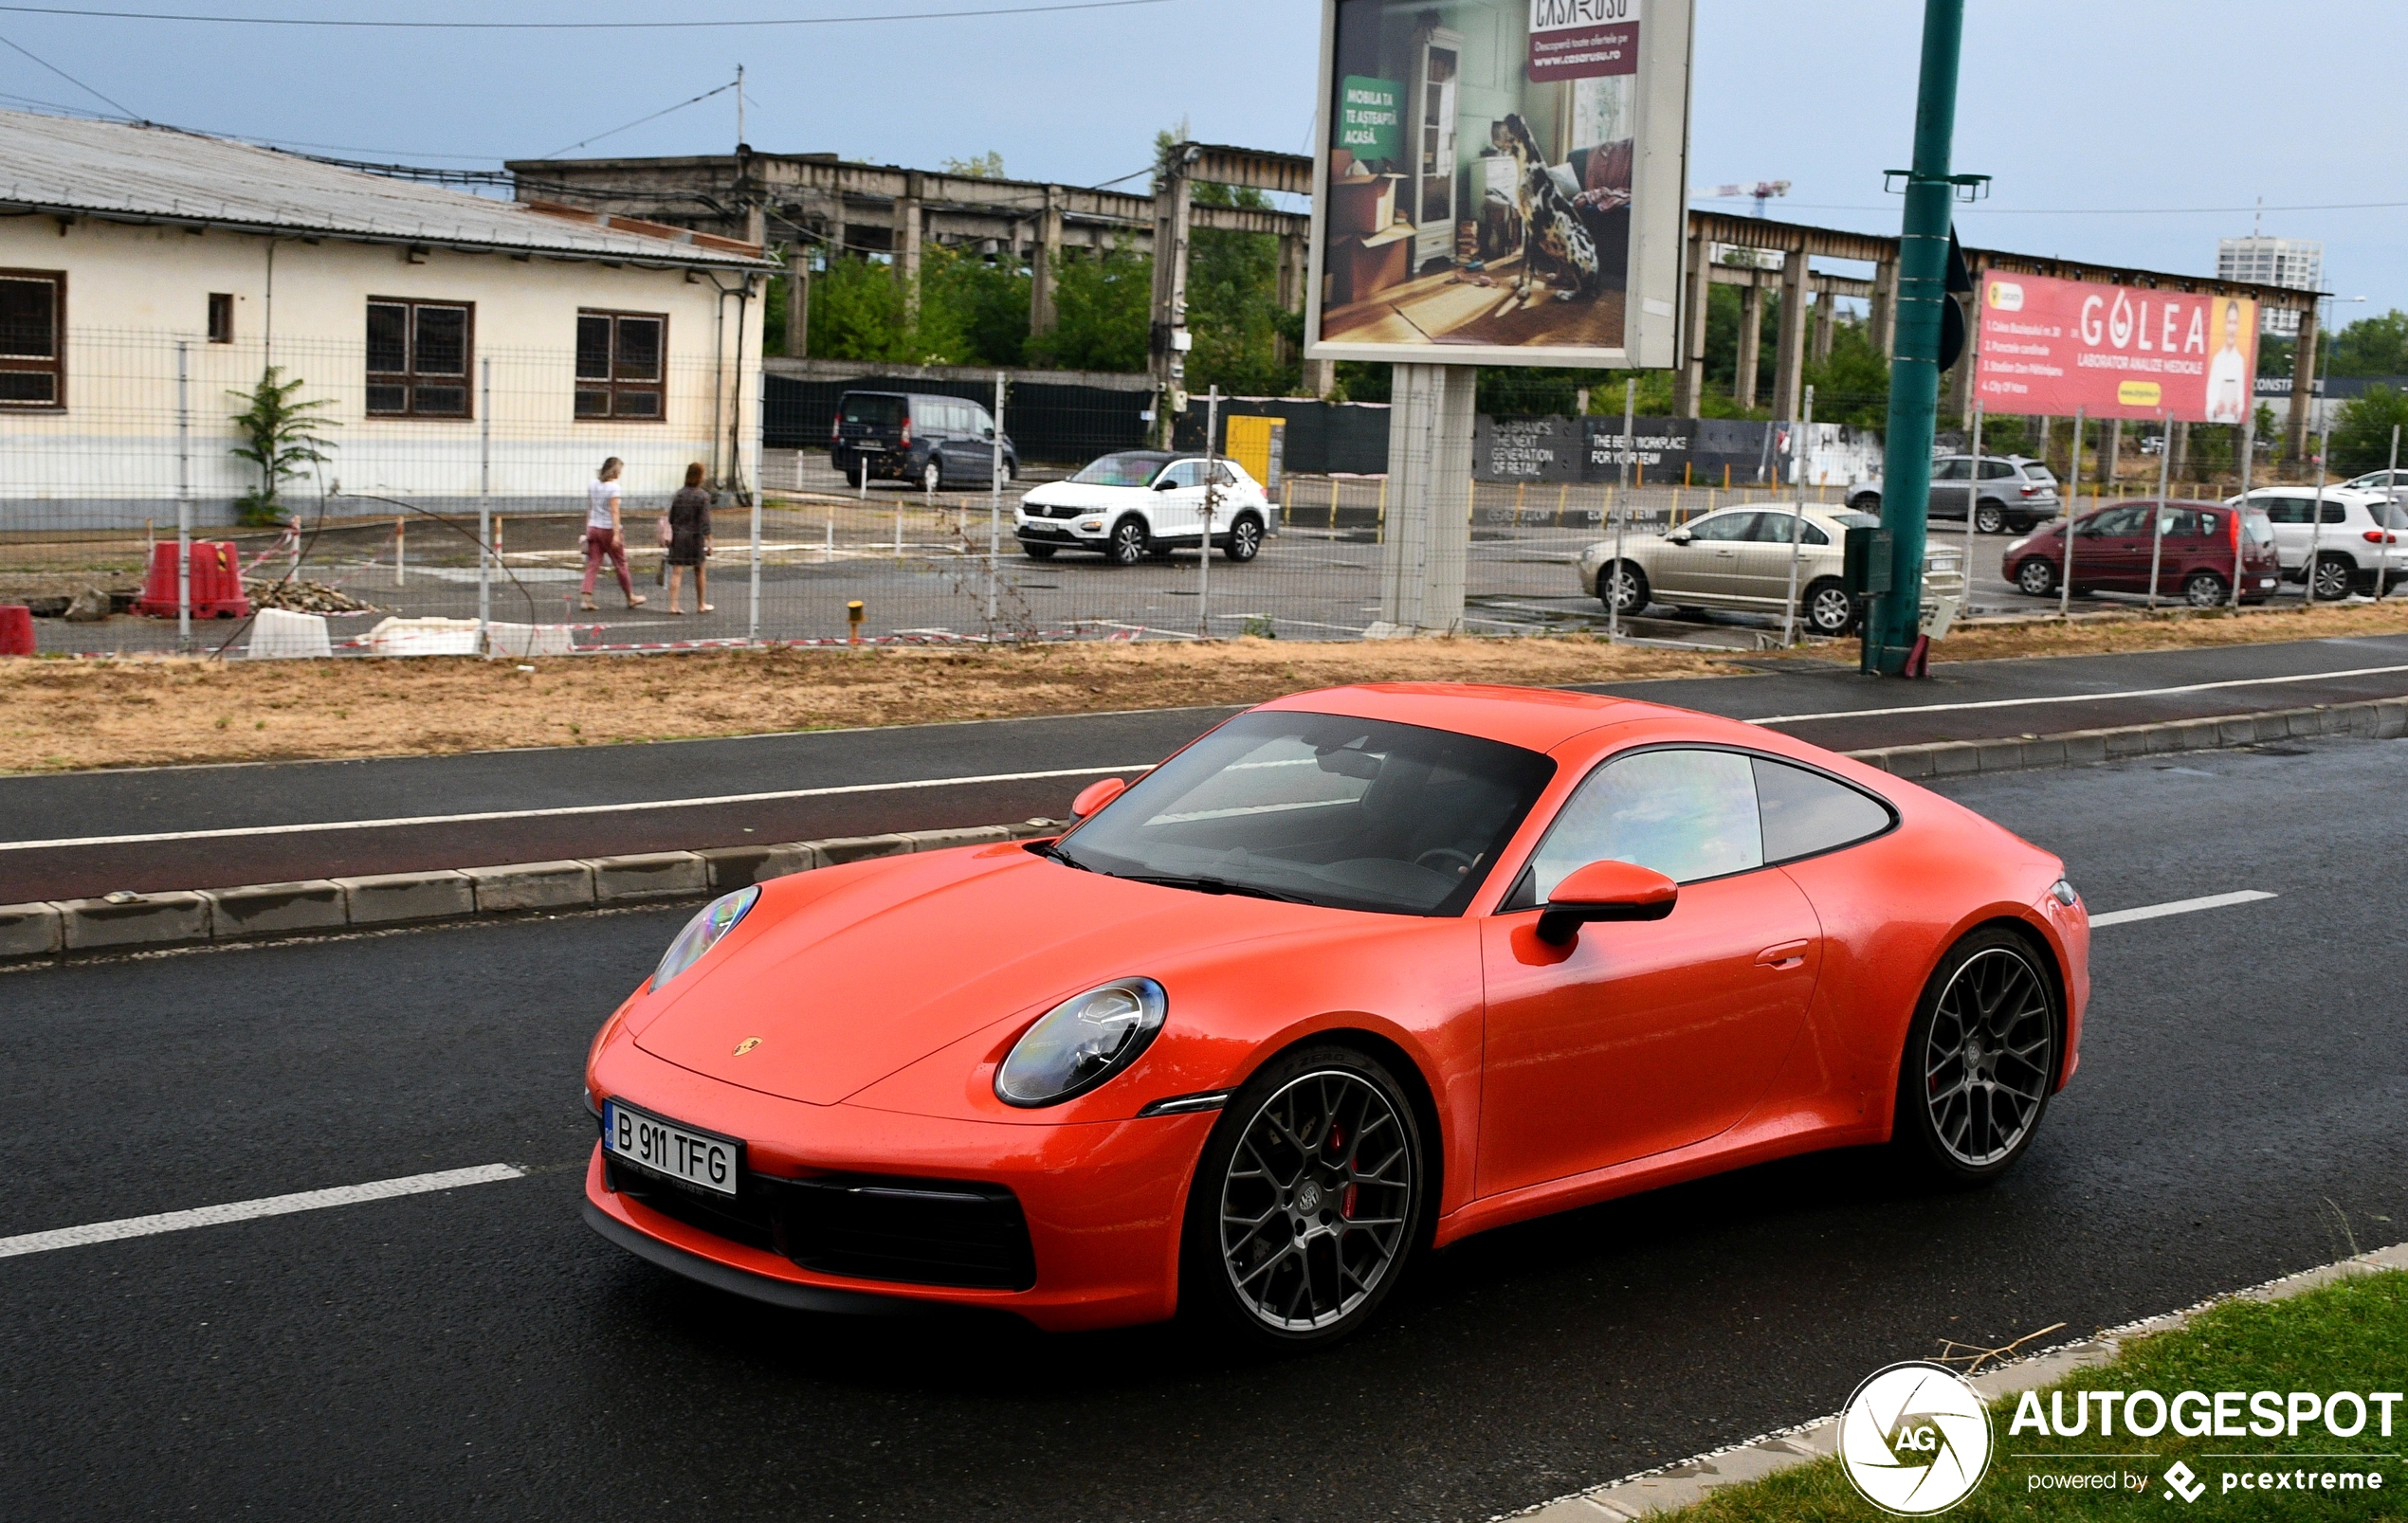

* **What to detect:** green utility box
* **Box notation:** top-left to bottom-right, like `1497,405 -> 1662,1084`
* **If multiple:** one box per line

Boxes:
1843,525 -> 1893,599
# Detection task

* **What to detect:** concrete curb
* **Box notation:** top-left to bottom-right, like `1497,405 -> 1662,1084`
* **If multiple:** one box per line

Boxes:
0,820 -> 1059,965
1507,1241 -> 2408,1521
1848,696 -> 2408,781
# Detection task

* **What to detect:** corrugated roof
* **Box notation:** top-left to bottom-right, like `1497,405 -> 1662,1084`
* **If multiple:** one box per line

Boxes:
0,108 -> 774,270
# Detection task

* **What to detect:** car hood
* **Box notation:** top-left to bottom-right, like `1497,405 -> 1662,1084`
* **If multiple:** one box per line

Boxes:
630,845 -> 1341,1106
1020,482 -> 1151,514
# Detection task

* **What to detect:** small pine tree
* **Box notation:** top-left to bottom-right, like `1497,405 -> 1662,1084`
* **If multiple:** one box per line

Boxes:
228,366 -> 337,525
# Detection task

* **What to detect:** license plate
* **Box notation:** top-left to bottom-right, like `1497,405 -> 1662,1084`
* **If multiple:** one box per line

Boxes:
603,1100 -> 741,1197
853,441 -> 885,452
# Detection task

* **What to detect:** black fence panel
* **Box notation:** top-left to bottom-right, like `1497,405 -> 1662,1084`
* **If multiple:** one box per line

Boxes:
1174,397 -> 1394,475
764,373 -> 1151,465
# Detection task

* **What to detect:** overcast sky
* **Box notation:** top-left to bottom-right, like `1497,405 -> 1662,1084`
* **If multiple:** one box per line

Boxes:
6,0 -> 2403,324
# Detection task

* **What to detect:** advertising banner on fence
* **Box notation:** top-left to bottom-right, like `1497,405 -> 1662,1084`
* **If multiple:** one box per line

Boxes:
1975,273 -> 2259,424
1306,0 -> 1694,370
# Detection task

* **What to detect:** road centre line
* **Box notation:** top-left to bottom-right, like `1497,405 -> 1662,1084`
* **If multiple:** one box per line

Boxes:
0,1164 -> 524,1260
1743,662 -> 2408,726
2089,890 -> 2276,928
0,764 -> 1156,853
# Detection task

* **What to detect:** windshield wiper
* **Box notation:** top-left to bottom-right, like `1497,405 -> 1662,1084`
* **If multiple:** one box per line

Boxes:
1122,873 -> 1317,905
1032,841 -> 1092,872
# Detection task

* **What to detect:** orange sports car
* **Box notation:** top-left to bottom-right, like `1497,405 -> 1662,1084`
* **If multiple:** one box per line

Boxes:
583,683 -> 2089,1346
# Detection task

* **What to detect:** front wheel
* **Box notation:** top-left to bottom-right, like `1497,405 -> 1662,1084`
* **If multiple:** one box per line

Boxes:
1180,1044 -> 1427,1348
1974,501 -> 2006,535
1598,559 -> 1649,616
2312,553 -> 2355,602
1894,928 -> 2060,1186
1022,542 -> 1057,560
1223,515 -> 1264,562
2182,569 -> 2227,607
2014,558 -> 2058,597
1850,494 -> 1881,515
1801,576 -> 1856,636
1105,517 -> 1148,567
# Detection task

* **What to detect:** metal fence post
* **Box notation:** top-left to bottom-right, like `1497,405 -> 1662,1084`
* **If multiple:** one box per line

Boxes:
2059,407 -> 2084,618
1197,386 -> 1219,640
1784,385 -> 1816,644
2378,423 -> 2400,602
478,356 -> 493,655
988,370 -> 1004,631
175,339 -> 192,654
749,389 -> 763,644
1608,380 -> 1634,642
2231,405 -> 2253,607
2306,426 -> 2332,607
1959,399 -> 1980,615
2145,408 -> 2171,608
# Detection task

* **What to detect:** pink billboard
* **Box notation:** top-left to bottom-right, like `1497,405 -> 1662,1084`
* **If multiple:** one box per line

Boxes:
1974,272 -> 2259,425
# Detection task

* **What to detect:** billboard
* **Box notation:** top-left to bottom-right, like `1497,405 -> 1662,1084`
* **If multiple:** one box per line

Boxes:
1974,273 -> 2259,425
1304,0 -> 1696,370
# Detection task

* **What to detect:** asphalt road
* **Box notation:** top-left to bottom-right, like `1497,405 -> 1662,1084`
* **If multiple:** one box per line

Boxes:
8,631 -> 2408,901
7,734 -> 2405,1520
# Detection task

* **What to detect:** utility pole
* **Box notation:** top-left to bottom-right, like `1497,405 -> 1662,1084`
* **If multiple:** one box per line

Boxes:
1867,0 -> 1967,676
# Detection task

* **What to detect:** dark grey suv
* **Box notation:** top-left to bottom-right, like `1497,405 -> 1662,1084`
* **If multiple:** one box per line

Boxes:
1848,454 -> 2062,535
830,389 -> 1019,491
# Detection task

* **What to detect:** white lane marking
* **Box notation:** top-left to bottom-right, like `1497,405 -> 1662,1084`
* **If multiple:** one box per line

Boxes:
2089,890 -> 2277,928
1744,662 -> 2408,726
0,764 -> 1155,853
0,1164 -> 525,1260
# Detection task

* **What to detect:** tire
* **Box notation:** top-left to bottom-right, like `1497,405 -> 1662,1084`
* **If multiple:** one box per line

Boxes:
1801,576 -> 1856,637
1973,501 -> 2006,535
1223,515 -> 1264,562
1022,542 -> 1057,560
920,458 -> 944,494
2182,569 -> 2227,607
1105,517 -> 1149,567
1893,928 -> 2060,1186
2014,558 -> 2058,597
2312,554 -> 2355,603
1179,1043 -> 1428,1349
1851,493 -> 1881,515
1598,560 -> 1649,617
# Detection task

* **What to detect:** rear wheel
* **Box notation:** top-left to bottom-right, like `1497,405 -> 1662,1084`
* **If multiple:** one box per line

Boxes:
1105,517 -> 1148,567
2014,558 -> 2058,597
1973,500 -> 2006,535
1894,928 -> 2059,1186
1181,1044 -> 1427,1349
1599,560 -> 1649,616
1224,515 -> 1264,562
1851,493 -> 1881,515
1801,577 -> 1856,636
2182,569 -> 2227,607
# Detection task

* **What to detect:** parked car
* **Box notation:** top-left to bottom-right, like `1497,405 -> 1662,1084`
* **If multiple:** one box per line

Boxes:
829,389 -> 1018,490
1015,450 -> 1276,566
2225,486 -> 2408,600
1848,454 -> 2061,535
2342,469 -> 2408,496
1577,503 -> 1963,637
2000,499 -> 2279,606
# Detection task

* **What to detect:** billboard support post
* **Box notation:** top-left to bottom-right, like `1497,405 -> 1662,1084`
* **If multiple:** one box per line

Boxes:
1378,364 -> 1474,634
2231,406 -> 2253,608
2146,408 -> 2172,607
1868,0 -> 1967,677
2060,408 -> 2083,620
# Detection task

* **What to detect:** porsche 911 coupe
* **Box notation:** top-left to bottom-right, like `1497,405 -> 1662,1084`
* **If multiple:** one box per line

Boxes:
584,683 -> 2089,1346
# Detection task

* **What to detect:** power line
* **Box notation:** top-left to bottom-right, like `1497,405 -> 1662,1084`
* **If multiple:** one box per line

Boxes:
1696,195 -> 2408,217
0,27 -> 136,117
538,77 -> 736,160
0,0 -> 1176,28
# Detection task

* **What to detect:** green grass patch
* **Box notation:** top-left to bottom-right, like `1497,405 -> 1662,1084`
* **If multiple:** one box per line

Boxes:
1659,1270 -> 2408,1520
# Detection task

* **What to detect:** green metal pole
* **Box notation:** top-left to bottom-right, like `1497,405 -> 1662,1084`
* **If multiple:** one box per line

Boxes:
1869,0 -> 1966,675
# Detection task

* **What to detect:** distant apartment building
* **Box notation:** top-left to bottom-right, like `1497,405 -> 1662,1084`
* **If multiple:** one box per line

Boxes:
2216,237 -> 2322,336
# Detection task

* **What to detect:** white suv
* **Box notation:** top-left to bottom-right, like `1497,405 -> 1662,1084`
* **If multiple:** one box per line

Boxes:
2226,486 -> 2408,600
1015,450 -> 1275,567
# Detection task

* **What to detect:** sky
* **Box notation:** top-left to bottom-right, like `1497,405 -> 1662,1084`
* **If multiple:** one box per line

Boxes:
4,0 -> 2404,323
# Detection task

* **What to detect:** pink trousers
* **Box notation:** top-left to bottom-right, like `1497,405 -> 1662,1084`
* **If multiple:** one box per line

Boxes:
580,525 -> 632,598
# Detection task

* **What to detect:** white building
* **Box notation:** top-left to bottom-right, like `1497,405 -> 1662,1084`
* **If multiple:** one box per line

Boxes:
0,109 -> 775,530
2216,236 -> 2322,337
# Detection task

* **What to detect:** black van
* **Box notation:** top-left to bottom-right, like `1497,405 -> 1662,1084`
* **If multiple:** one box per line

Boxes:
830,390 -> 1019,490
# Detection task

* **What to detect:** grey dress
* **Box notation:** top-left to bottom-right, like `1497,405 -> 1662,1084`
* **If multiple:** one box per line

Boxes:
666,487 -> 712,567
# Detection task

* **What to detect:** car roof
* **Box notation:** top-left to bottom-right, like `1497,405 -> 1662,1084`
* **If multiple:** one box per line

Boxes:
1255,683 -> 1761,755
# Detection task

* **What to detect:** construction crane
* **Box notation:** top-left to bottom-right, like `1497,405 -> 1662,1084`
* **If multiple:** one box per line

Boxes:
1694,180 -> 1792,218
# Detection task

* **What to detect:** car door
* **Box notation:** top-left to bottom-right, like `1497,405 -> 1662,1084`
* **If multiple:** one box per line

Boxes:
1477,747 -> 1823,1196
1150,460 -> 1207,539
1655,510 -> 1760,602
1730,508 -> 1831,608
1930,457 -> 1972,520
2073,502 -> 2148,589
2253,491 -> 2315,573
965,403 -> 1001,482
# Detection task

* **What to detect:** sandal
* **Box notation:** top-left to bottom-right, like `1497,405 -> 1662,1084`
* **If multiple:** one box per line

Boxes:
668,607 -> 685,615
627,594 -> 648,607
578,596 -> 597,611
698,604 -> 715,614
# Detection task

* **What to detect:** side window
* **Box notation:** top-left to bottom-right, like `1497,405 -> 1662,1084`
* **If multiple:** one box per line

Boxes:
1688,512 -> 1760,542
2259,496 -> 2309,525
1932,459 -> 1969,481
2086,505 -> 2145,536
2322,501 -> 2347,525
1211,462 -> 1240,487
1754,758 -> 1892,862
971,406 -> 994,437
1158,460 -> 1204,488
1979,460 -> 2016,480
1525,749 -> 1762,898
1751,513 -> 1829,546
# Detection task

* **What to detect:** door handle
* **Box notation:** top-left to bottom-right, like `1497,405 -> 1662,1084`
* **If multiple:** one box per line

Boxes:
1714,549 -> 1738,558
1756,939 -> 1810,969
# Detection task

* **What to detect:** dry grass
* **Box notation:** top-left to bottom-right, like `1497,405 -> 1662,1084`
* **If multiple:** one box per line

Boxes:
6,599 -> 2406,774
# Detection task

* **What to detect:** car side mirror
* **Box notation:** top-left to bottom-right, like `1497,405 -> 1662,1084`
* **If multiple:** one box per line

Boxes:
982,426 -> 996,441
1536,860 -> 1677,945
1665,527 -> 1693,544
1155,478 -> 1179,491
1070,776 -> 1128,819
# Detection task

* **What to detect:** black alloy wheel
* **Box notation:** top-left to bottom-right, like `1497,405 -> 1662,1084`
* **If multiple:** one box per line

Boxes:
1895,929 -> 2059,1184
2015,558 -> 2058,597
1802,577 -> 1856,636
1183,1045 -> 1425,1347
1224,515 -> 1264,562
1105,517 -> 1148,567
2182,570 -> 2228,607
1974,501 -> 2006,535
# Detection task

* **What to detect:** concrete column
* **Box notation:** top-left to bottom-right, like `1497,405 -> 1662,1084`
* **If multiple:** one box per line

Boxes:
1029,186 -> 1064,337
784,257 -> 810,359
1303,359 -> 1336,398
897,173 -> 925,324
1735,281 -> 1764,410
1673,228 -> 1712,419
1378,364 -> 1476,634
2287,302 -> 2320,462
1769,246 -> 1810,423
1869,256 -> 1900,358
828,195 -> 848,260
1811,285 -> 1836,362
1150,171 -> 1194,439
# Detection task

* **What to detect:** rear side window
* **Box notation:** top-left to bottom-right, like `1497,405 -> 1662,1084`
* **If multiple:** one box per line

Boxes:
1979,460 -> 2016,480
1753,758 -> 1892,862
1753,512 -> 1829,546
2242,513 -> 2275,545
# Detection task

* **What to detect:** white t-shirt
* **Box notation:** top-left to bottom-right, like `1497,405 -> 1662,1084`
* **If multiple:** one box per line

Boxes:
587,478 -> 622,531
2204,347 -> 2248,425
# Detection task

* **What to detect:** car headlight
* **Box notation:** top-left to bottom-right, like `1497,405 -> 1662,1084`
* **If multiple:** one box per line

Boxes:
651,885 -> 759,989
994,976 -> 1167,1108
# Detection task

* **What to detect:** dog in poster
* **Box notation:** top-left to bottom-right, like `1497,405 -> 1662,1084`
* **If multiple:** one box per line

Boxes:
1489,114 -> 1599,304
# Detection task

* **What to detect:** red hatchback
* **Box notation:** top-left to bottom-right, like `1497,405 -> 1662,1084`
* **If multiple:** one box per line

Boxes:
2003,499 -> 2279,606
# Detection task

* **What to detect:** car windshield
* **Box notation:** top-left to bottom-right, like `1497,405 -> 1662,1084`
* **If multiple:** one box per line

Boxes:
839,394 -> 903,426
1070,452 -> 1171,487
2242,513 -> 2275,544
1052,711 -> 1556,916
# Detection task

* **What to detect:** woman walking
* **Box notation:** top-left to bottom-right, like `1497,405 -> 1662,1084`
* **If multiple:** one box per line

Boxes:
666,462 -> 715,614
580,456 -> 647,611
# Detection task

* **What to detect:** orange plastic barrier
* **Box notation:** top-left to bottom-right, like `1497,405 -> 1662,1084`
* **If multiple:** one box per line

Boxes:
133,541 -> 250,619
0,605 -> 32,655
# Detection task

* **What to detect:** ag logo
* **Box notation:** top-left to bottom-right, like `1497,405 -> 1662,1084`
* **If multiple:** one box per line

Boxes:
1838,1362 -> 1993,1515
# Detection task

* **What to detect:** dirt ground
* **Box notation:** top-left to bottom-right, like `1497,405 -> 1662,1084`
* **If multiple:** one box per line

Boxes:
6,601 -> 2408,774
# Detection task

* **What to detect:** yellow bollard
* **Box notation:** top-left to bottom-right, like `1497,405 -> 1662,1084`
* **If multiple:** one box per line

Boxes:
847,599 -> 865,645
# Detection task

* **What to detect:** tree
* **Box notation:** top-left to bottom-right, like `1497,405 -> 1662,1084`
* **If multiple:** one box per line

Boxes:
1027,238 -> 1150,372
919,242 -> 1029,366
940,152 -> 1007,179
2326,310 -> 2408,379
2331,384 -> 2408,477
805,255 -> 912,362
1799,320 -> 1890,429
228,366 -> 337,526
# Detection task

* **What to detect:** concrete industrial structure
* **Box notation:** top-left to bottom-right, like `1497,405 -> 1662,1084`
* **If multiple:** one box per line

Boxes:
2217,235 -> 2323,336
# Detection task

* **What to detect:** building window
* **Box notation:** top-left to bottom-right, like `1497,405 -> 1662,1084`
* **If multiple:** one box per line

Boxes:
208,293 -> 234,344
575,310 -> 665,421
366,298 -> 473,418
0,269 -> 64,409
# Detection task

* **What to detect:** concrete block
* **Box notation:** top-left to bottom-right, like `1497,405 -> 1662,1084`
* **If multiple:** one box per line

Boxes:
2287,709 -> 2323,738
2173,718 -> 2219,751
0,901 -> 63,959
1929,743 -> 1980,777
2020,738 -> 2068,771
336,871 -> 474,925
2377,700 -> 2408,739
2061,731 -> 2108,766
1974,738 -> 2023,772
1006,818 -> 1067,839
2253,712 -> 2291,743
204,880 -> 348,939
901,825 -> 1014,853
2104,728 -> 2147,758
2142,723 -> 2180,753
812,833 -> 914,865
57,891 -> 213,951
698,843 -> 823,891
2218,716 -> 2257,747
589,851 -> 708,902
463,860 -> 593,913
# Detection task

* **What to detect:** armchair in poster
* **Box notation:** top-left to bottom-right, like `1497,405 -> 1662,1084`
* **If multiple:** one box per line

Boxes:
1975,272 -> 2260,424
1306,0 -> 1695,370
